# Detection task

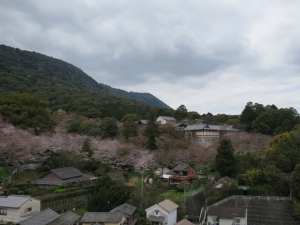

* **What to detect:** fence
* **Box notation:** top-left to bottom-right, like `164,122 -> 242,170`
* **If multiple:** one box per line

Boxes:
209,195 -> 292,208
8,163 -> 42,183
41,195 -> 87,211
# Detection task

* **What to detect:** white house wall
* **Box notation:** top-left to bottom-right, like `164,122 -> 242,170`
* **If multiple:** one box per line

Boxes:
207,216 -> 246,225
146,206 -> 169,224
1,198 -> 40,224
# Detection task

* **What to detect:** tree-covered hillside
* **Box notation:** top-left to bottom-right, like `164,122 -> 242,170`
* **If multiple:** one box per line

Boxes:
0,44 -> 171,109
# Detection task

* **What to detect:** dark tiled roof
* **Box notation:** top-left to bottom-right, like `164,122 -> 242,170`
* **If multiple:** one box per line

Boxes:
18,208 -> 59,225
184,124 -> 238,131
172,164 -> 189,171
207,206 -> 246,219
148,215 -> 165,223
81,212 -> 123,223
110,203 -> 137,215
47,210 -> 81,225
51,167 -> 83,179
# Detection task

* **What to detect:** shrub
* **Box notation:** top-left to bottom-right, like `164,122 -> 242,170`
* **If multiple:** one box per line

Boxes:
17,190 -> 24,195
7,187 -> 20,195
54,189 -> 66,193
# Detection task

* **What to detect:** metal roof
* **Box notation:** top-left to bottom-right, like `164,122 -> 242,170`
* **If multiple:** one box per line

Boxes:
207,206 -> 246,219
0,195 -> 39,208
18,208 -> 59,225
158,199 -> 179,213
51,167 -> 83,179
110,203 -> 137,215
81,212 -> 123,223
172,164 -> 190,171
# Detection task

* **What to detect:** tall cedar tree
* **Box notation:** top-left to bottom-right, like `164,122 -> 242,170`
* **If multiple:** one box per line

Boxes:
81,138 -> 94,158
121,114 -> 140,140
215,138 -> 237,177
143,112 -> 159,150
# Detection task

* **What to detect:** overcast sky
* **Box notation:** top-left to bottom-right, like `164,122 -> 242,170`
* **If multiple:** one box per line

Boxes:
1,0 -> 300,115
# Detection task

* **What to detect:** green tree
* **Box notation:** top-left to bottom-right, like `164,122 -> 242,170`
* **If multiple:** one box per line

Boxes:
174,105 -> 189,121
100,117 -> 118,139
81,138 -> 94,158
87,176 -> 130,212
121,114 -> 140,140
290,164 -> 300,200
143,112 -> 160,150
242,168 -> 263,186
266,131 -> 300,172
215,139 -> 237,177
0,93 -> 56,134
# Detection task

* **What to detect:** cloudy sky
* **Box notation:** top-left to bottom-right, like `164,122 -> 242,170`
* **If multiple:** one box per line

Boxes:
1,0 -> 300,115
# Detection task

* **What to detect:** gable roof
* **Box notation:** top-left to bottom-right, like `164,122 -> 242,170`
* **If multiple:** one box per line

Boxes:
18,208 -> 59,225
0,195 -> 38,208
110,203 -> 137,215
172,164 -> 190,171
158,199 -> 179,213
207,206 -> 246,219
51,167 -> 83,179
81,212 -> 123,223
47,210 -> 81,225
175,219 -> 195,225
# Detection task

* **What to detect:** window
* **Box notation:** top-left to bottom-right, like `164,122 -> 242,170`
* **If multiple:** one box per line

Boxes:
0,208 -> 7,215
155,210 -> 159,216
24,207 -> 32,213
233,218 -> 240,224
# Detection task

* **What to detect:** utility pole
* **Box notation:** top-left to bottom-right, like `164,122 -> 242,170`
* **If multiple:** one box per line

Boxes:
141,168 -> 144,210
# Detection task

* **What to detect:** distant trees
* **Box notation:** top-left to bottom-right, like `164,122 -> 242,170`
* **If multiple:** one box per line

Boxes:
240,101 -> 299,135
121,114 -> 140,140
174,105 -> 188,121
215,138 -> 237,177
100,117 -> 118,139
144,112 -> 160,150
0,93 -> 56,135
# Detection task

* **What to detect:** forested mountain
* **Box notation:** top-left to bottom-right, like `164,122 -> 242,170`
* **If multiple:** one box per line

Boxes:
0,44 -> 171,110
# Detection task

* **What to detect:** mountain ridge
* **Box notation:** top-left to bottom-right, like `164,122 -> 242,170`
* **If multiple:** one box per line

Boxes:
0,44 -> 171,109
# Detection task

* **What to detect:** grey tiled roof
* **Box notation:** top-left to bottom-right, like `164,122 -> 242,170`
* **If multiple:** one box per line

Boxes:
207,206 -> 246,219
32,167 -> 96,186
172,164 -> 189,171
184,124 -> 237,131
110,203 -> 137,215
81,212 -> 123,223
47,210 -> 81,225
0,195 -> 38,208
51,167 -> 83,179
148,215 -> 165,223
18,208 -> 59,225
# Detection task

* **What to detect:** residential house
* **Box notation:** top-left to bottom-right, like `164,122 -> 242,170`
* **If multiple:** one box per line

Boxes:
0,195 -> 40,224
17,208 -> 80,225
175,219 -> 195,225
81,212 -> 126,225
110,203 -> 137,225
184,124 -> 239,147
145,199 -> 179,225
207,206 -> 247,225
32,167 -> 97,188
212,176 -> 236,194
154,168 -> 171,178
156,116 -> 176,124
169,165 -> 198,184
